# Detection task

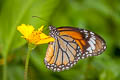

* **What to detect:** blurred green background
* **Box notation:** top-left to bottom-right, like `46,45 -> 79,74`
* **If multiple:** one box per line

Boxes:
0,0 -> 120,80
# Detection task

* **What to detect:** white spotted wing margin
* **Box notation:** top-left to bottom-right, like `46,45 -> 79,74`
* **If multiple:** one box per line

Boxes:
78,28 -> 107,59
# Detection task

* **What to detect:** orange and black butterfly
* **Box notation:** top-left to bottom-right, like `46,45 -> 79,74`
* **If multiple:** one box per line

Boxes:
44,26 -> 106,72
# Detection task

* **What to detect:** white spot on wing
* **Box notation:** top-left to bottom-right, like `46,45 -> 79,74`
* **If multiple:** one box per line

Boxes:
87,47 -> 91,51
57,68 -> 60,72
90,38 -> 96,44
62,67 -> 65,70
84,30 -> 88,32
54,68 -> 56,71
66,67 -> 69,70
92,36 -> 96,40
87,47 -> 92,53
88,41 -> 95,50
90,32 -> 94,35
104,46 -> 106,49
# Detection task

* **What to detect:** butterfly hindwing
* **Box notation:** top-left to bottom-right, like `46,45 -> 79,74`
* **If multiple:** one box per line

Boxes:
44,35 -> 81,71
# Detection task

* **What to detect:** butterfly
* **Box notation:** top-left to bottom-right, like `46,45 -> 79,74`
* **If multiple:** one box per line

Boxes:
44,26 -> 106,72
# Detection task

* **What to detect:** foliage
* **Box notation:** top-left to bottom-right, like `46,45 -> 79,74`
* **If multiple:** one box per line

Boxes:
0,0 -> 120,80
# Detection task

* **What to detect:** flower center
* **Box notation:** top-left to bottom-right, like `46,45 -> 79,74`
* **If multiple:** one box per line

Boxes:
28,31 -> 42,44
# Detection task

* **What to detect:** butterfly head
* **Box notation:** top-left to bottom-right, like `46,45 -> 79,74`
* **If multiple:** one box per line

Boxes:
49,26 -> 59,38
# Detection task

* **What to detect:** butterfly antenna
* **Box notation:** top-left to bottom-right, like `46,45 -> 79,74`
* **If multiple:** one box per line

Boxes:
32,16 -> 52,31
32,16 -> 49,23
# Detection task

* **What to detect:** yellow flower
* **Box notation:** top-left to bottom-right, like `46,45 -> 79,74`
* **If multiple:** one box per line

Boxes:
17,24 -> 55,45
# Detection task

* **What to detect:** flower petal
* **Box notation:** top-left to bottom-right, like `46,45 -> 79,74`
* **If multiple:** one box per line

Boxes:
37,37 -> 55,44
39,33 -> 50,39
17,24 -> 34,39
17,24 -> 55,45
38,25 -> 44,31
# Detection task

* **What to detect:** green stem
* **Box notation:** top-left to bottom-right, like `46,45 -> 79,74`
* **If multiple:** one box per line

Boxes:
24,43 -> 36,80
2,1 -> 34,80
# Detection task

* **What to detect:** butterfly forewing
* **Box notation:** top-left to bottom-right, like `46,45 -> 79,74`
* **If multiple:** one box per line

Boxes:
58,27 -> 106,58
44,26 -> 106,72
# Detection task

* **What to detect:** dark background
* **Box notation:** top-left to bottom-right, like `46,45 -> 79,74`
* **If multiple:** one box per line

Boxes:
0,0 -> 120,80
